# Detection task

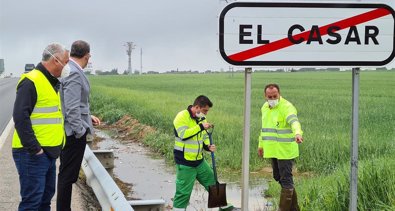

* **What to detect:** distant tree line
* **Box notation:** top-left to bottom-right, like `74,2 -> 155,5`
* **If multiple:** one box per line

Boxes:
95,68 -> 119,75
84,67 -> 394,76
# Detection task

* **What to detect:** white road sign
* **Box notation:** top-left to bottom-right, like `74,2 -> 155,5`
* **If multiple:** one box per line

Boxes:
219,2 -> 395,66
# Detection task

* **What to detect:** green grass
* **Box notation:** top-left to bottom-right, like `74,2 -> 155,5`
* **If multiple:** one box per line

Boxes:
266,157 -> 395,211
88,71 -> 395,210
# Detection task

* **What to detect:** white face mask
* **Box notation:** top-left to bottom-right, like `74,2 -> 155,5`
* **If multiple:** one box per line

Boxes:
196,112 -> 206,119
60,64 -> 71,78
268,99 -> 279,108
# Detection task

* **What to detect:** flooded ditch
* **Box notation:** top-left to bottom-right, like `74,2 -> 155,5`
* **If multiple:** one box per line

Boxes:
94,130 -> 272,211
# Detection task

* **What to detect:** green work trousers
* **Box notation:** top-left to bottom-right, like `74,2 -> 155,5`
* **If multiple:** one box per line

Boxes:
173,160 -> 215,209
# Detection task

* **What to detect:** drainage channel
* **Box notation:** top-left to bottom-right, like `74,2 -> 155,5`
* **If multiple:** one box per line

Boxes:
95,130 -> 271,211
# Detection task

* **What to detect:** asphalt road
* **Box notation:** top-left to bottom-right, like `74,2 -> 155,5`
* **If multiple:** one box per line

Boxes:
0,77 -> 19,209
0,78 -> 18,133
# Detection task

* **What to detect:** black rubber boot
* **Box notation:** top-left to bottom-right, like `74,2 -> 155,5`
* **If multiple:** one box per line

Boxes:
278,188 -> 293,211
290,188 -> 300,211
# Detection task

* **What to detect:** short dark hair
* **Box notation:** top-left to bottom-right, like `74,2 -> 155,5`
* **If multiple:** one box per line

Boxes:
193,95 -> 213,108
264,83 -> 280,93
70,40 -> 90,58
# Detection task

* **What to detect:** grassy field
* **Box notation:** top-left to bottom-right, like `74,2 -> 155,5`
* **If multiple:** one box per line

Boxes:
89,71 -> 395,210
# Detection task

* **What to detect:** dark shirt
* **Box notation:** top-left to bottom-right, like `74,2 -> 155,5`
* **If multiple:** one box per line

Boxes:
13,62 -> 62,158
173,105 -> 209,167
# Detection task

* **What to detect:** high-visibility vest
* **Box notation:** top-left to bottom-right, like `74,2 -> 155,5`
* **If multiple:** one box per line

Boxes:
12,69 -> 64,149
259,97 -> 303,159
173,110 -> 209,161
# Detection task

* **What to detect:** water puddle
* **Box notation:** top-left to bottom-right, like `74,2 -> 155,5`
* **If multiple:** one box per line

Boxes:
95,130 -> 271,211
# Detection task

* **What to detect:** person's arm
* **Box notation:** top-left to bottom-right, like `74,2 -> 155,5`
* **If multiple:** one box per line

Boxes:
62,71 -> 86,138
91,115 -> 101,126
205,144 -> 216,152
258,108 -> 264,157
13,79 -> 42,155
173,112 -> 208,140
202,129 -> 216,152
258,137 -> 264,157
285,105 -> 303,143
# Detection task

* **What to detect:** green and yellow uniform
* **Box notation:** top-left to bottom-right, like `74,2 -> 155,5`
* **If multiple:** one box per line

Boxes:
172,106 -> 234,211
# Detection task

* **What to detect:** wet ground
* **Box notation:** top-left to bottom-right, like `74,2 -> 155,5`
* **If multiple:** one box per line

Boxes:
95,130 -> 273,211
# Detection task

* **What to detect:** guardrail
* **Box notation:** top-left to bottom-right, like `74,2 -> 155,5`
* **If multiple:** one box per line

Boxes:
82,145 -> 134,211
82,145 -> 166,211
129,200 -> 166,211
91,149 -> 115,177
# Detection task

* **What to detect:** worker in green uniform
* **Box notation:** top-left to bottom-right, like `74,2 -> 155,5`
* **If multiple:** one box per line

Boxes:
172,95 -> 239,211
258,84 -> 303,211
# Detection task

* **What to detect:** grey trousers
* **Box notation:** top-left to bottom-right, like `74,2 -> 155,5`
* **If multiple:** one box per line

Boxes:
271,158 -> 294,189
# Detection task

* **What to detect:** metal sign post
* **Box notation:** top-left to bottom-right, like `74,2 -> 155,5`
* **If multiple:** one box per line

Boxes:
242,67 -> 252,210
350,67 -> 360,211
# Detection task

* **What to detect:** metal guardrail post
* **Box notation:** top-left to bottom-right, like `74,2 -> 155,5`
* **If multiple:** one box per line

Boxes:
82,145 -> 134,211
128,200 -> 165,211
86,134 -> 94,149
92,149 -> 115,177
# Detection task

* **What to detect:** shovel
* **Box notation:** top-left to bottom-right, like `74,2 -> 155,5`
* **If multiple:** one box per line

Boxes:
206,129 -> 227,208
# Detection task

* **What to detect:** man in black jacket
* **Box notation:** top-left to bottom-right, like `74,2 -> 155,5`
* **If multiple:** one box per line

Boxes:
13,43 -> 69,211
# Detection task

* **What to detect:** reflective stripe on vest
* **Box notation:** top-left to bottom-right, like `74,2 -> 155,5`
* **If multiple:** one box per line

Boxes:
262,136 -> 294,142
286,114 -> 297,123
174,137 -> 203,155
174,146 -> 200,153
261,127 -> 294,142
32,106 -> 59,114
176,126 -> 189,138
286,114 -> 299,125
289,119 -> 299,125
12,69 -> 64,149
175,137 -> 203,146
262,128 -> 293,134
31,118 -> 63,125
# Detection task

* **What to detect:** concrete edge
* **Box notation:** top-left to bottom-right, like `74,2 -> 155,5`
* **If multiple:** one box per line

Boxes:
0,118 -> 13,151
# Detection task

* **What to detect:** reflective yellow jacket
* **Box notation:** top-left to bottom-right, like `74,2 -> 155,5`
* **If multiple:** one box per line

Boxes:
173,107 -> 210,165
13,69 -> 64,149
259,97 -> 303,159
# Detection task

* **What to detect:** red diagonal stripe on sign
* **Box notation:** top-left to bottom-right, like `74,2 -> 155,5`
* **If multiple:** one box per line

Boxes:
228,8 -> 391,62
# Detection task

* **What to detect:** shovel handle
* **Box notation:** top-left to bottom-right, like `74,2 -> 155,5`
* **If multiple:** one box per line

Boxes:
207,130 -> 219,182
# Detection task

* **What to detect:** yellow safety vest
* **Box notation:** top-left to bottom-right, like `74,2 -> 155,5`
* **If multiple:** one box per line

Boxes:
12,69 -> 64,149
173,110 -> 210,161
259,97 -> 303,159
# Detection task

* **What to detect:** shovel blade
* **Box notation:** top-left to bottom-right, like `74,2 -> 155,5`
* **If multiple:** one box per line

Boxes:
208,183 -> 227,208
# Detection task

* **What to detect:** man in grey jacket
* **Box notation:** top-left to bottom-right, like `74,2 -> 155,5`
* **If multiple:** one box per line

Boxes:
57,40 -> 100,211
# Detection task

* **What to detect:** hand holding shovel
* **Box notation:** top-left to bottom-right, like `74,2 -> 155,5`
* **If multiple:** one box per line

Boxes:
206,128 -> 228,208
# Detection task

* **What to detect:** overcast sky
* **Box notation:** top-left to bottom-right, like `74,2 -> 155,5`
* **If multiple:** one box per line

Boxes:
0,0 -> 394,75
0,0 -> 231,75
